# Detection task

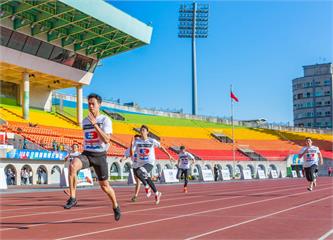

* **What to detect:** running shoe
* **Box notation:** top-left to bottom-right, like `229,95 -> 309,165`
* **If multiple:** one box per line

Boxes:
113,206 -> 121,221
183,187 -> 188,193
64,197 -> 77,209
131,196 -> 138,202
145,187 -> 151,198
155,192 -> 162,205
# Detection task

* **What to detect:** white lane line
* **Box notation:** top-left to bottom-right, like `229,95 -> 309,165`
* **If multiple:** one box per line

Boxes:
185,195 -> 333,240
1,182 -> 309,231
0,182 -> 244,212
0,182 -> 294,220
318,228 -> 333,240
53,186 -> 333,240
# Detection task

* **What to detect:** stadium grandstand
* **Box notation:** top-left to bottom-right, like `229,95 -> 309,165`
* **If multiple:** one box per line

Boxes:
1,90 -> 332,185
0,0 -> 332,187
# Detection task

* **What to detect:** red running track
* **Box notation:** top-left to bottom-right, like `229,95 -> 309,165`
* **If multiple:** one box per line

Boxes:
0,178 -> 333,239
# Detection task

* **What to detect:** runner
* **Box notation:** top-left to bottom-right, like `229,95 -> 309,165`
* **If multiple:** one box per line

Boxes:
131,125 -> 174,204
63,93 -> 121,221
121,134 -> 142,202
177,146 -> 195,193
298,137 -> 324,191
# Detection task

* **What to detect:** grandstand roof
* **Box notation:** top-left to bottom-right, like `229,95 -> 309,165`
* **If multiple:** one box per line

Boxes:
0,0 -> 152,59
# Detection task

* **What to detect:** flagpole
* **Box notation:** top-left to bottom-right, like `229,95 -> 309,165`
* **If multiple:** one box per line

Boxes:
230,84 -> 236,179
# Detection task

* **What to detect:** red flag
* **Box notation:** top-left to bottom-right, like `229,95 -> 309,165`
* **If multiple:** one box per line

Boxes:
230,91 -> 239,102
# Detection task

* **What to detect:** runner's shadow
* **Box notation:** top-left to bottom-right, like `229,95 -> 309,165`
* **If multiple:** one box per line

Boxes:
1,204 -> 63,207
1,221 -> 106,230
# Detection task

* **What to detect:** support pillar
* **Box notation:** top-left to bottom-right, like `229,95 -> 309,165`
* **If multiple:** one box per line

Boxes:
76,86 -> 83,127
22,72 -> 30,120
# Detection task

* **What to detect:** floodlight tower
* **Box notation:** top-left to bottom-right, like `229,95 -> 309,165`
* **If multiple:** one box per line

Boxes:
178,2 -> 209,115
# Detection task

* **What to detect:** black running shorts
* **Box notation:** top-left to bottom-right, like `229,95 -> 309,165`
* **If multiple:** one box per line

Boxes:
77,151 -> 108,181
133,163 -> 153,179
177,168 -> 189,179
304,164 -> 318,182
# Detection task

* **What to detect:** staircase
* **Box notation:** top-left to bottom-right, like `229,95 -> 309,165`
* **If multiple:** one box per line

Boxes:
102,109 -> 125,121
237,145 -> 267,161
211,132 -> 233,143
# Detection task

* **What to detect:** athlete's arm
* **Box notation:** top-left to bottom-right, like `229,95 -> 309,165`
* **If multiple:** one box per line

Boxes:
298,147 -> 308,159
129,137 -> 136,157
88,112 -> 111,143
159,145 -> 174,160
318,151 -> 324,165
191,158 -> 196,166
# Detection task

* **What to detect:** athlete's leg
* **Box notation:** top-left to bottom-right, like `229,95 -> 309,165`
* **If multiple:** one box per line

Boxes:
184,169 -> 189,188
68,157 -> 83,198
99,179 -> 118,208
99,180 -> 121,221
136,165 -> 157,193
134,176 -> 141,196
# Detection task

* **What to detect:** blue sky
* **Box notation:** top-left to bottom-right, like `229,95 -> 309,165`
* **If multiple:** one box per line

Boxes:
60,0 -> 332,124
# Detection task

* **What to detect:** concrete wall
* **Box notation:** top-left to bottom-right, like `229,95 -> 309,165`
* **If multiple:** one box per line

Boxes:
1,158 -> 290,186
0,159 -> 63,185
3,158 -> 333,186
30,86 -> 53,111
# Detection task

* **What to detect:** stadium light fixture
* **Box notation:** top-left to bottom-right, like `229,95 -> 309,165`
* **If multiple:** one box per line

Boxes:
178,2 -> 209,115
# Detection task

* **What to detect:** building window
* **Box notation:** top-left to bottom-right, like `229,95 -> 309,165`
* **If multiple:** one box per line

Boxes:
315,91 -> 323,97
50,47 -> 76,67
324,80 -> 331,86
324,91 -> 331,96
304,82 -> 312,87
22,37 -> 41,55
7,31 -> 27,51
307,102 -> 314,107
72,54 -> 94,71
325,111 -> 331,116
36,42 -> 54,59
0,27 -> 12,46
0,26 -> 97,73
